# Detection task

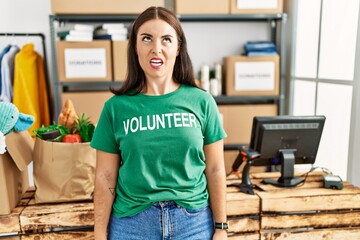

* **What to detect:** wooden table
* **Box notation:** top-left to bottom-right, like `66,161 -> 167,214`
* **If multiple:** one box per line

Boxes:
1,172 -> 360,239
227,171 -> 360,239
0,187 -> 94,239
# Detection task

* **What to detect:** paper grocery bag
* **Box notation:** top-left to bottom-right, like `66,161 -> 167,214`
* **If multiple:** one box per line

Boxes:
33,138 -> 96,203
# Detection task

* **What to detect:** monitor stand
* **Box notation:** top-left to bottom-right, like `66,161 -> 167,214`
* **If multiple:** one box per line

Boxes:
262,149 -> 305,187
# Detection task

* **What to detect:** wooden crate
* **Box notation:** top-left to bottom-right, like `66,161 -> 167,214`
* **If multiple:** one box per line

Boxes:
0,187 -> 94,239
0,237 -> 20,240
228,232 -> 260,240
20,200 -> 94,234
0,189 -> 34,237
226,174 -> 260,238
254,172 -> 360,240
21,231 -> 94,239
261,228 -> 360,240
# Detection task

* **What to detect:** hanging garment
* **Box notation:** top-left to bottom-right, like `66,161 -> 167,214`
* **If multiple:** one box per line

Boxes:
1,45 -> 20,102
0,45 -> 11,94
13,43 -> 50,137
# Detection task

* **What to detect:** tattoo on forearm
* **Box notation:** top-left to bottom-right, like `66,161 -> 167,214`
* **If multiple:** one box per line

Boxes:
109,188 -> 115,196
101,171 -> 117,196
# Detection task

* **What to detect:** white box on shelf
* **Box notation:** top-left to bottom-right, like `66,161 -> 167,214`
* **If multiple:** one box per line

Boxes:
224,55 -> 279,96
57,40 -> 112,82
234,61 -> 275,91
230,0 -> 283,14
64,48 -> 107,79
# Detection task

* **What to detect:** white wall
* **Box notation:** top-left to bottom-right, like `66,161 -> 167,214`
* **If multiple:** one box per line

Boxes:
183,22 -> 270,76
0,0 -> 52,67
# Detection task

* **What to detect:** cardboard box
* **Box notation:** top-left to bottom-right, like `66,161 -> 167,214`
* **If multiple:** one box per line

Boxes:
51,0 -> 165,14
230,0 -> 283,14
61,91 -> 113,123
113,40 -> 128,81
0,131 -> 33,215
218,104 -> 277,145
224,55 -> 279,96
175,0 -> 229,14
57,40 -> 112,82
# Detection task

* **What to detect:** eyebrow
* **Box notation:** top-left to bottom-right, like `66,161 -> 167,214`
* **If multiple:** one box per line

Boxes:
162,34 -> 174,39
139,33 -> 175,39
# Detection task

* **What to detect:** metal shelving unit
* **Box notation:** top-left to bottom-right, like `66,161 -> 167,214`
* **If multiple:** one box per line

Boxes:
49,13 -> 287,126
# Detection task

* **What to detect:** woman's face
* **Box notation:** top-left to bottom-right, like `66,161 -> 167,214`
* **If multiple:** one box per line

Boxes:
136,19 -> 179,82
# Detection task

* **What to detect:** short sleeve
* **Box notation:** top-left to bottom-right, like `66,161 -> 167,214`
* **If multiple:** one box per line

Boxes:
202,95 -> 227,145
90,102 -> 119,154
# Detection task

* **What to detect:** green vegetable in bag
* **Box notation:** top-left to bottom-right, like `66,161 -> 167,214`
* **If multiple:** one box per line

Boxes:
33,124 -> 70,141
74,113 -> 95,142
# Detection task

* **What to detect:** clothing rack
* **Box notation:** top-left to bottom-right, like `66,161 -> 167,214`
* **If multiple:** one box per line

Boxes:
0,32 -> 53,122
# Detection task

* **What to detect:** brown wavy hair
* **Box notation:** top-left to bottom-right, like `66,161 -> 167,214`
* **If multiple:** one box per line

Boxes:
110,6 -> 196,95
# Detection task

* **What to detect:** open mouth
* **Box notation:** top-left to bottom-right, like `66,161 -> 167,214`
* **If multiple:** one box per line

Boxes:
150,58 -> 163,67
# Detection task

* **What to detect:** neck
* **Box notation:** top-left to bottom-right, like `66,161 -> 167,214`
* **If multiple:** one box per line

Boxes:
143,79 -> 180,95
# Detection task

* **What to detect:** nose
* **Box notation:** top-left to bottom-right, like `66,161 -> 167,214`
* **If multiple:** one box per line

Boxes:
152,40 -> 162,54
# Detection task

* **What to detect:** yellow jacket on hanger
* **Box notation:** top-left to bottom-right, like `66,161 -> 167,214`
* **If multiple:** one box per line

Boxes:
13,43 -> 50,137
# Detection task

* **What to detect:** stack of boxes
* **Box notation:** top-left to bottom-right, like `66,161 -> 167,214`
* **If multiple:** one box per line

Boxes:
57,40 -> 114,123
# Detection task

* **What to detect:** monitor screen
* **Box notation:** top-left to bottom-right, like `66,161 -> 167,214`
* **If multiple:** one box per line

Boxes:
249,115 -> 326,187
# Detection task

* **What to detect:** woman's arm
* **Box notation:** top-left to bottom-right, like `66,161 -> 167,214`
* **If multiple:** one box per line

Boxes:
204,139 -> 228,240
94,150 -> 120,240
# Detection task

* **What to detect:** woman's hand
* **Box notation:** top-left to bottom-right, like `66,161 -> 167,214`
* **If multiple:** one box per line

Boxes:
213,229 -> 228,240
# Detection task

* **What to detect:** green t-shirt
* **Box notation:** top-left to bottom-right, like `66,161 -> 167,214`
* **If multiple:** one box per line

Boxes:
90,84 -> 227,217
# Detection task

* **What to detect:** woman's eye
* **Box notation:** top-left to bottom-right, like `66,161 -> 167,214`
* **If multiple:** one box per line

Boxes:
142,36 -> 151,42
163,38 -> 171,44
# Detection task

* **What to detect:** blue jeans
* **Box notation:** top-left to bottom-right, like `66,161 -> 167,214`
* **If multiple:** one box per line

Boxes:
108,201 -> 214,240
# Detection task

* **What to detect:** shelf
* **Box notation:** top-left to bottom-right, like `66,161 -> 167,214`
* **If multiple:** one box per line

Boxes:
61,83 -> 278,105
177,13 -> 285,22
59,81 -> 122,86
214,95 -> 279,105
60,81 -> 122,92
224,144 -> 242,151
60,81 -> 279,105
51,14 -> 138,23
51,13 -> 286,23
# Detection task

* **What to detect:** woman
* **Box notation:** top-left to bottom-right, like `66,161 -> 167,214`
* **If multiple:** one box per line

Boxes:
90,6 -> 228,240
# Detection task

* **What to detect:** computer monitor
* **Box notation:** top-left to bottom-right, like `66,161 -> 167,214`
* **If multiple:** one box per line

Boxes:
249,115 -> 326,187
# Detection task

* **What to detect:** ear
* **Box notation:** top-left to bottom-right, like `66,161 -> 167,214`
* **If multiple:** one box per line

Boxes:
14,113 -> 35,132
